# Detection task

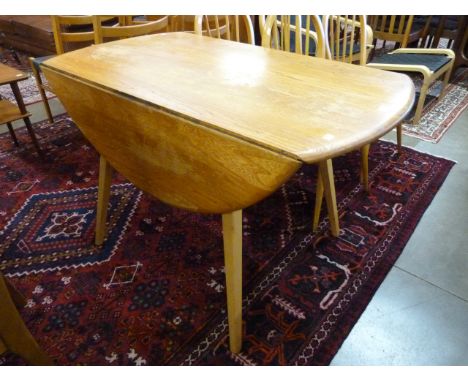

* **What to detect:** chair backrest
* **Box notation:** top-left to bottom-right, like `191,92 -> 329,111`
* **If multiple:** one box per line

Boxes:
193,16 -> 255,45
50,15 -> 101,55
368,15 -> 415,48
322,15 -> 371,65
260,15 -> 326,58
93,15 -> 170,43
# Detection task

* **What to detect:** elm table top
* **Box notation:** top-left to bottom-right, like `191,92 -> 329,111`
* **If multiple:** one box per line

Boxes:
42,32 -> 415,163
42,32 -> 415,214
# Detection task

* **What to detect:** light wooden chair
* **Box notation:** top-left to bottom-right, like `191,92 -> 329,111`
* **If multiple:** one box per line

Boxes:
92,15 -> 169,43
260,15 -> 343,236
192,16 -> 255,45
367,16 -> 455,124
0,272 -> 52,365
29,16 -> 100,123
260,15 -> 326,57
368,16 -> 425,49
310,15 -> 375,232
323,15 -> 372,64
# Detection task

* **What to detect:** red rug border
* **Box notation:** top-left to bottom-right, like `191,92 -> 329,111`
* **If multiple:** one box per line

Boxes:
312,146 -> 455,365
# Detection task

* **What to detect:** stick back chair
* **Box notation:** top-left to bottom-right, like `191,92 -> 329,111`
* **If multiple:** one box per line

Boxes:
260,15 -> 342,234
260,15 -> 326,58
368,15 -> 424,49
323,15 -> 372,64
193,16 -> 255,45
312,15 -> 375,232
29,15 -> 101,123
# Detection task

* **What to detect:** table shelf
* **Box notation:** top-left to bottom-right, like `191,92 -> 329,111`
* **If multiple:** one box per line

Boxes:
0,99 -> 31,125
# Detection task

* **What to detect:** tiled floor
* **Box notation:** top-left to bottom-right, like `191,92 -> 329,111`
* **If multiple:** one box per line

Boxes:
2,95 -> 468,366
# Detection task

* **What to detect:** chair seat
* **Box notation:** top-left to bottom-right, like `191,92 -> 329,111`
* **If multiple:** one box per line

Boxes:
31,55 -> 55,72
371,52 -> 452,73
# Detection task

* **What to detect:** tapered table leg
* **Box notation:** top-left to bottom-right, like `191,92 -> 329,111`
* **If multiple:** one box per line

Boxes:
222,209 -> 243,353
396,124 -> 402,151
95,155 -> 113,245
313,168 -> 324,232
318,159 -> 340,237
360,144 -> 370,192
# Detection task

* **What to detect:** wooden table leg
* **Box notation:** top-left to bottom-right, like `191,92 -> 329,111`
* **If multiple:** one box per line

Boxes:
222,209 -> 243,353
312,168 -> 324,232
95,155 -> 113,245
360,144 -> 370,192
396,124 -> 403,151
0,274 -> 53,365
318,159 -> 340,237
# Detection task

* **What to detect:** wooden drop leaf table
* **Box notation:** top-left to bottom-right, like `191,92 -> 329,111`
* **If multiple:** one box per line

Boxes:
42,32 -> 414,353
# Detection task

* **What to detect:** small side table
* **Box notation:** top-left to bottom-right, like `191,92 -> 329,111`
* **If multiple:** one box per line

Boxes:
0,63 -> 42,155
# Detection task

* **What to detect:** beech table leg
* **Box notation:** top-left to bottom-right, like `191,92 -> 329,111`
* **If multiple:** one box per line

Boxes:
318,159 -> 340,237
396,124 -> 402,151
95,155 -> 113,245
313,168 -> 324,232
222,209 -> 243,353
360,144 -> 370,192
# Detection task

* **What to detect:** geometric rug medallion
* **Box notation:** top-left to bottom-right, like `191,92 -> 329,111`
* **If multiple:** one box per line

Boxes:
0,184 -> 141,276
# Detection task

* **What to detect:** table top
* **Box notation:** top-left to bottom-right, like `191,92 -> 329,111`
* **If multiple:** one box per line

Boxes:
0,63 -> 28,86
42,32 -> 415,163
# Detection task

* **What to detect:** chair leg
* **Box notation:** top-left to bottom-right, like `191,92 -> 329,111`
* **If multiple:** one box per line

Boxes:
0,274 -> 53,365
413,80 -> 430,124
439,65 -> 453,99
22,117 -> 43,157
396,124 -> 403,151
222,209 -> 243,354
95,155 -> 113,245
29,57 -> 54,124
312,168 -> 324,232
360,144 -> 370,192
318,159 -> 340,237
6,122 -> 19,146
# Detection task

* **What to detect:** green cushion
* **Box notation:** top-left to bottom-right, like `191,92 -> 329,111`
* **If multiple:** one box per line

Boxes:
371,53 -> 452,73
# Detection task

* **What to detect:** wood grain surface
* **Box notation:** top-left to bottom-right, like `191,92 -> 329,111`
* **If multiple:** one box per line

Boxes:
42,32 -> 415,163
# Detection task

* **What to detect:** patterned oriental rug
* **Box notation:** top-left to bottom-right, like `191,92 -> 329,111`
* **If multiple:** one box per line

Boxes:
0,115 -> 455,365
